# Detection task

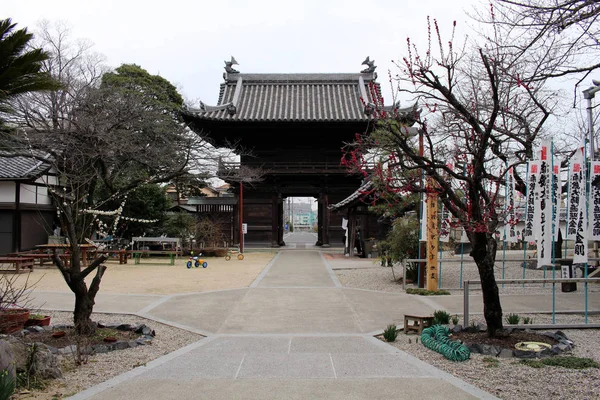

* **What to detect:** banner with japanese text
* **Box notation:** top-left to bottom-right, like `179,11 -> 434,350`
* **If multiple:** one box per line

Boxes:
552,164 -> 562,241
589,161 -> 600,241
567,147 -> 588,264
536,140 -> 553,267
504,166 -> 518,243
439,163 -> 453,243
524,161 -> 540,242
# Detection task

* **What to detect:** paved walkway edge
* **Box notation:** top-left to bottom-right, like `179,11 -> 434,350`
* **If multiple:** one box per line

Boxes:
365,336 -> 500,399
67,336 -> 218,400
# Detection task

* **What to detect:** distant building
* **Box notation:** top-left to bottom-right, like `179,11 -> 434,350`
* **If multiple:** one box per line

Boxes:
0,153 -> 57,254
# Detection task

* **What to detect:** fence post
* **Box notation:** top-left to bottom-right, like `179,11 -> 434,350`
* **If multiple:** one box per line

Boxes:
463,281 -> 469,328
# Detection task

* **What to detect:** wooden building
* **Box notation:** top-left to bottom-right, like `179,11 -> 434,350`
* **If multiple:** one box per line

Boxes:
182,58 -> 415,248
0,153 -> 56,254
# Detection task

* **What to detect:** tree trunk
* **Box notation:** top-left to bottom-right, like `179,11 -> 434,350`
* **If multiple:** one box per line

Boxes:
72,283 -> 97,335
470,231 -> 503,337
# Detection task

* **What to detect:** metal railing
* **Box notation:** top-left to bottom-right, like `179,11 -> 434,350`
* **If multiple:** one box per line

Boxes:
463,278 -> 600,329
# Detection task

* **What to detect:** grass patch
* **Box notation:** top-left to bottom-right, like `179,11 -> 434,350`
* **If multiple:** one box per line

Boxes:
520,356 -> 599,370
482,357 -> 500,368
406,288 -> 451,296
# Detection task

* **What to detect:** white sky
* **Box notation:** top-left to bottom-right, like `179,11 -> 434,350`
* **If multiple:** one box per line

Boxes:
3,0 -> 485,108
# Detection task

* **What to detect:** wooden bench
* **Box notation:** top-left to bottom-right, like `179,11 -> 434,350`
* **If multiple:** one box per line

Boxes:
89,249 -> 128,264
0,257 -> 34,273
16,253 -> 71,267
128,250 -> 179,265
403,314 -> 434,335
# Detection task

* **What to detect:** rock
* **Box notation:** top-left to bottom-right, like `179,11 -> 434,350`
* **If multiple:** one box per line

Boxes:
135,337 -> 152,346
30,343 -> 62,379
557,342 -> 573,352
116,324 -> 134,331
0,340 -> 16,379
128,341 -> 139,349
92,344 -> 111,353
115,341 -> 130,350
514,349 -> 540,359
58,345 -> 77,355
469,343 -> 483,353
451,325 -> 463,333
134,324 -> 153,336
498,348 -> 514,358
5,337 -> 29,372
540,348 -> 554,358
25,326 -> 46,333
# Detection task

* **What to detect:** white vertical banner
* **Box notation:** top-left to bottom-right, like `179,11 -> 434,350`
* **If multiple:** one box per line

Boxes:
504,166 -> 518,243
439,163 -> 453,243
589,161 -> 600,240
537,140 -> 553,267
552,164 -> 562,240
420,193 -> 427,242
568,147 -> 588,264
524,161 -> 540,242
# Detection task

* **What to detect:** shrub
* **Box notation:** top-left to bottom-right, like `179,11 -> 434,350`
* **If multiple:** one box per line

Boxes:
433,310 -> 451,325
451,315 -> 459,325
505,313 -> 520,324
0,369 -> 14,400
381,216 -> 420,267
383,324 -> 398,342
405,288 -> 451,296
520,356 -> 599,370
522,316 -> 532,324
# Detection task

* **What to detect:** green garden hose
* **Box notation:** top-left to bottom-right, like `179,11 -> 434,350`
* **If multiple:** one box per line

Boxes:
421,324 -> 471,361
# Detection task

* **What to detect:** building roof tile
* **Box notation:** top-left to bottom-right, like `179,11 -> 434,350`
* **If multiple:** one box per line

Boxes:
185,72 -> 392,122
0,151 -> 52,180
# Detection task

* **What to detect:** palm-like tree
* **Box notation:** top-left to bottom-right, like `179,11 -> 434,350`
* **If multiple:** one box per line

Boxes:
0,18 -> 59,133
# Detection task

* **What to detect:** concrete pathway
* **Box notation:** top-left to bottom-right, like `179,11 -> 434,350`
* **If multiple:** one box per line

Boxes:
54,249 -> 499,400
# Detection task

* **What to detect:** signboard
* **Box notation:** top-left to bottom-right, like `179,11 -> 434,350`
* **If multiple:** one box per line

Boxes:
242,223 -> 248,234
426,179 -> 439,292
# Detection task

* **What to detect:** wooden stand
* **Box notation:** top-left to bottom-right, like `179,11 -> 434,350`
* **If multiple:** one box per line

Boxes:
403,314 -> 434,335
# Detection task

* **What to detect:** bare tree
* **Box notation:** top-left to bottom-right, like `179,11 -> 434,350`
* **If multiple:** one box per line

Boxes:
472,1 -> 600,88
10,19 -> 107,134
344,15 -> 559,336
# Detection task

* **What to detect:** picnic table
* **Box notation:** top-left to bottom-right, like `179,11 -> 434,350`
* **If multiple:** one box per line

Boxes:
0,257 -> 34,273
128,250 -> 179,265
35,243 -> 96,267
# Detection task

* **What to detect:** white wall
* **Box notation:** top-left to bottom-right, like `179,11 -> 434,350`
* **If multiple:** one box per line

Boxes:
0,182 -> 15,202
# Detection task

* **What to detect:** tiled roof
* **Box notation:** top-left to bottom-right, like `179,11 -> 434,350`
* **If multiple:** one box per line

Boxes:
329,180 -> 374,211
184,72 -> 409,122
0,151 -> 52,180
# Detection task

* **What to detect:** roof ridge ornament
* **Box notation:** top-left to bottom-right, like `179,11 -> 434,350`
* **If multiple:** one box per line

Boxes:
225,56 -> 239,74
361,57 -> 376,74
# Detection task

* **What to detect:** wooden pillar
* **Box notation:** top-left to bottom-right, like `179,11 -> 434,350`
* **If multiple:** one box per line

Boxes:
278,195 -> 285,246
271,194 -> 279,247
316,196 -> 323,246
322,193 -> 330,247
233,201 -> 240,248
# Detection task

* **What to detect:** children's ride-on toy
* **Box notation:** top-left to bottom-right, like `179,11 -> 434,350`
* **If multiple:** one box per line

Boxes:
187,252 -> 208,268
225,246 -> 244,261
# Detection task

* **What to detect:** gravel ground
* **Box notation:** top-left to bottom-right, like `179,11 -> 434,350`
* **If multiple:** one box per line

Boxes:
335,261 -> 600,400
14,311 -> 203,399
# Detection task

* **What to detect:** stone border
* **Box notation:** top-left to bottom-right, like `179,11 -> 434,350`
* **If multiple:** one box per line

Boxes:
22,321 -> 156,356
450,324 -> 575,358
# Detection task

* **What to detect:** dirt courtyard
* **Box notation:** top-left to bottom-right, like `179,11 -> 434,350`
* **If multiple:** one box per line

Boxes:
12,251 -> 277,295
